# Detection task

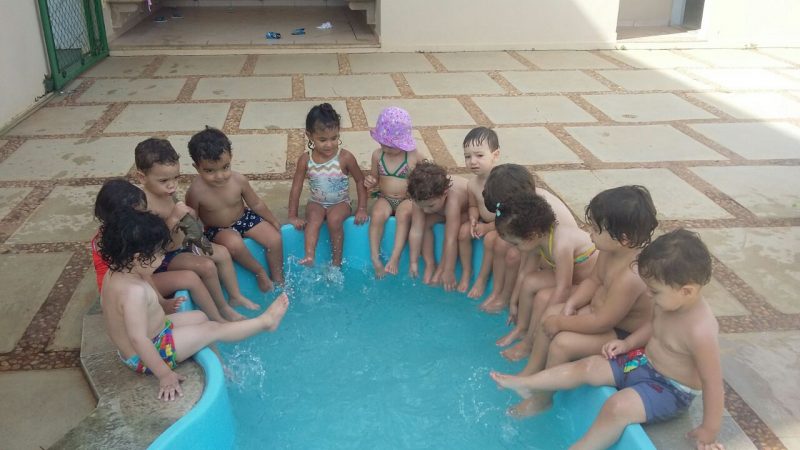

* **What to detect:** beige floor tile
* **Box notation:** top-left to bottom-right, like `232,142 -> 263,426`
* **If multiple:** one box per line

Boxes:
7,186 -> 99,244
347,53 -> 434,73
517,51 -> 619,69
704,278 -> 750,316
0,187 -> 32,219
645,401 -> 755,450
304,74 -> 400,98
192,76 -> 292,100
7,105 -> 107,136
49,271 -> 98,351
0,137 -> 140,181
566,124 -> 724,162
253,53 -> 339,75
583,93 -> 717,122
596,69 -> 712,91
438,127 -> 580,167
433,51 -> 527,71
81,56 -> 154,78
341,130 -> 432,168
697,227 -> 800,314
362,99 -> 475,127
759,48 -> 800,65
691,166 -> 800,218
0,252 -> 72,352
169,133 -> 288,175
80,313 -> 114,357
0,368 -> 95,450
472,96 -> 596,124
155,55 -> 247,76
779,68 -> 800,80
404,72 -> 505,96
689,92 -> 800,119
679,49 -> 792,68
251,180 -> 306,224
689,122 -> 800,159
78,78 -> 185,102
600,50 -> 708,69
240,100 -> 351,129
539,168 -> 733,220
719,330 -> 800,445
686,68 -> 800,91
501,70 -> 610,93
105,103 -> 230,133
0,139 -> 6,147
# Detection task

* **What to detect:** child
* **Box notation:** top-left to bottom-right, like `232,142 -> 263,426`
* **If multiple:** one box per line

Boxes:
186,127 -> 284,290
456,127 -> 501,295
363,107 -> 419,277
135,138 -> 259,322
491,229 -> 723,450
98,208 -> 289,401
503,185 -> 659,416
287,103 -> 368,266
491,193 -> 598,353
406,161 -> 469,290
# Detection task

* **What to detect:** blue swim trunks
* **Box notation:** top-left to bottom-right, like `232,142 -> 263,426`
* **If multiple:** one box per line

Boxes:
204,208 -> 263,242
154,247 -> 191,274
609,348 -> 700,423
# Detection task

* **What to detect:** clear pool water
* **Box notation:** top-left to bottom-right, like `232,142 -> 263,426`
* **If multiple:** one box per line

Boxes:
221,263 -> 580,450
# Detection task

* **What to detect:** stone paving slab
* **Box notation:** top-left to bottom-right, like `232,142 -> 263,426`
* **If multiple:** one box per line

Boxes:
78,78 -> 185,102
691,166 -> 800,218
582,93 -> 717,122
688,122 -> 800,159
253,53 -> 339,75
304,74 -> 401,98
404,72 -> 505,96
7,105 -> 107,136
679,49 -> 792,68
600,50 -> 708,69
433,51 -> 528,71
192,76 -> 293,100
438,127 -> 580,167
596,69 -> 712,91
155,55 -> 248,76
688,92 -> 800,119
0,252 -> 72,353
704,278 -> 750,317
539,168 -> 733,221
759,48 -> 800,65
501,70 -> 611,93
169,133 -> 288,175
49,271 -> 98,351
517,51 -> 620,69
645,400 -> 756,450
240,100 -> 352,129
362,99 -> 475,127
81,56 -> 154,78
347,53 -> 434,73
696,227 -> 800,314
7,186 -> 99,244
106,103 -> 231,133
0,187 -> 32,219
685,68 -> 800,91
471,96 -> 596,124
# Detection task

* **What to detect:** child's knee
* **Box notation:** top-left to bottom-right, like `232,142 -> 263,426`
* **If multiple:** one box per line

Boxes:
458,222 -> 471,241
505,248 -> 521,265
197,257 -> 217,278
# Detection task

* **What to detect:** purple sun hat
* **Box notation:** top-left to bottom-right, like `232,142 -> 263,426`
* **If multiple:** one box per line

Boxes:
370,107 -> 416,152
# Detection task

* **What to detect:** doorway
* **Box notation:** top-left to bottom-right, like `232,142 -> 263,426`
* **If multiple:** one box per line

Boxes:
616,0 -> 706,43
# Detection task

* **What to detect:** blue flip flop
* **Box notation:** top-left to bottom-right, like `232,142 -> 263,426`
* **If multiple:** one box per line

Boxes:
291,28 -> 305,35
265,32 -> 281,39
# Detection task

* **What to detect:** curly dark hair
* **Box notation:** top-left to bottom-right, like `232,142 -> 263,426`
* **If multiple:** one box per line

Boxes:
463,126 -> 499,151
134,138 -> 179,172
94,178 -> 147,224
97,209 -> 171,272
637,229 -> 712,287
495,194 -> 556,241
188,126 -> 232,163
585,185 -> 658,248
483,164 -> 536,214
407,160 -> 452,201
305,102 -> 341,133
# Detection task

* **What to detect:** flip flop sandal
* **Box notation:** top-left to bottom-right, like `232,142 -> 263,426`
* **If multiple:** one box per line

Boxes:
265,32 -> 282,39
291,28 -> 306,35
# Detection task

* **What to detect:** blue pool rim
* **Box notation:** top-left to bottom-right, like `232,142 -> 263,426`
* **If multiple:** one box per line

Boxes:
149,218 -> 656,450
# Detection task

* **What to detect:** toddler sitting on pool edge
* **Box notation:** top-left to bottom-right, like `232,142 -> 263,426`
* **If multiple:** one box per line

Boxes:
98,208 -> 289,401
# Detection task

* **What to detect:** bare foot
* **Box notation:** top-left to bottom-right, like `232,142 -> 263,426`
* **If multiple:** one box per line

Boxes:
221,306 -> 247,322
467,278 -> 487,299
372,258 -> 385,279
457,273 -> 471,293
255,271 -> 274,292
259,292 -> 289,331
230,295 -> 259,311
384,258 -> 399,275
501,339 -> 532,361
490,371 -> 534,398
480,295 -> 507,313
496,327 -> 525,347
160,295 -> 186,314
299,256 -> 314,267
508,394 -> 553,418
423,264 -> 436,285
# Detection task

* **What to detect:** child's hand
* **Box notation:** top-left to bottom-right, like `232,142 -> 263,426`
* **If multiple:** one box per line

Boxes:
688,426 -> 724,450
354,207 -> 368,225
542,315 -> 561,339
473,222 -> 491,239
562,303 -> 577,316
158,371 -> 186,402
174,201 -> 194,218
289,216 -> 306,230
602,339 -> 628,359
470,217 -> 479,238
364,175 -> 378,190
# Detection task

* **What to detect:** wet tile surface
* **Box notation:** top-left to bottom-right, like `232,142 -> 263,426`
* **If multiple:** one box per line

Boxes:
155,55 -> 248,76
81,56 -> 154,78
691,166 -> 800,218
7,186 -> 99,243
105,103 -> 231,133
7,106 -> 107,136
78,78 -> 185,102
0,187 -> 32,219
566,125 -> 724,162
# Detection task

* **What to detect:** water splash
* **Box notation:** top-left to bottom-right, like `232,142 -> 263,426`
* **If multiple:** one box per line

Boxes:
225,342 -> 268,398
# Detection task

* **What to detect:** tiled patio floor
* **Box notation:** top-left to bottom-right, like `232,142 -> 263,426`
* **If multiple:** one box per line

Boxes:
1,48 -> 799,449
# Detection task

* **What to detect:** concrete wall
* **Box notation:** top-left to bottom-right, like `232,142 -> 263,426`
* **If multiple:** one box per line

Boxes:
702,0 -> 800,46
1,1 -> 50,131
617,0 -> 672,27
377,0 -> 620,51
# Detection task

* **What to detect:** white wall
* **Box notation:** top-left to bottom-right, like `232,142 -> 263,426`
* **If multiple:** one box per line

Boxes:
702,0 -> 800,46
0,1 -> 50,131
378,0 -> 620,51
617,0 -> 672,27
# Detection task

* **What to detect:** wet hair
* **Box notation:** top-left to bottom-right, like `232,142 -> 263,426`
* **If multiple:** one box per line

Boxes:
188,126 -> 232,163
637,229 -> 712,288
305,103 -> 341,134
407,160 -> 452,201
134,138 -> 180,172
483,164 -> 537,215
495,194 -> 556,241
585,185 -> 658,248
97,209 -> 171,272
94,178 -> 147,224
463,126 -> 499,151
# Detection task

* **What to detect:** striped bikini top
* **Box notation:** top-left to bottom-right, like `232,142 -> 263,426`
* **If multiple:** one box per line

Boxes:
307,149 -> 351,207
378,151 -> 410,179
539,223 -> 596,268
